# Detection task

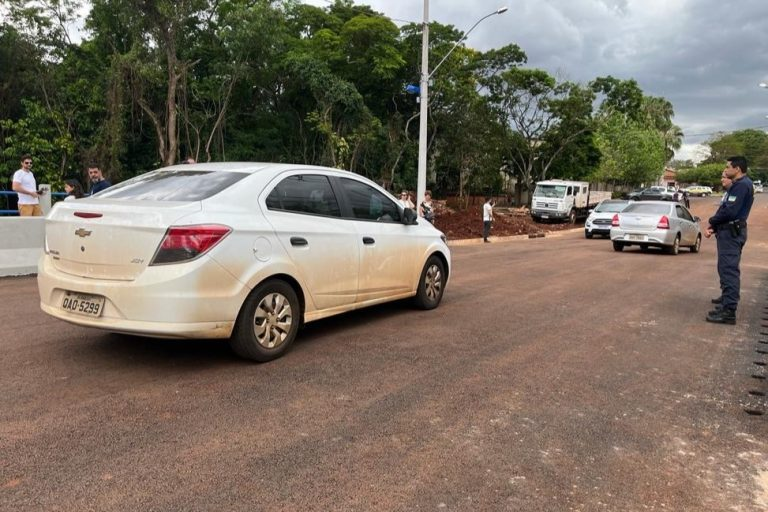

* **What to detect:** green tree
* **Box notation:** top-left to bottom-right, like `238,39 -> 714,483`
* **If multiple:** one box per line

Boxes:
705,129 -> 768,171
675,163 -> 723,188
1,100 -> 76,187
486,69 -> 596,202
592,112 -> 665,185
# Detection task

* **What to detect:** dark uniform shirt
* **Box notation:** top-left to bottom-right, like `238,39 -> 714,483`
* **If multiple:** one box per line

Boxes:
708,175 -> 754,228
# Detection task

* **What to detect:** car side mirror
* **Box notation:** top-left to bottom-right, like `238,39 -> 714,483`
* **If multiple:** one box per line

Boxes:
588,209 -> 593,213
402,207 -> 418,225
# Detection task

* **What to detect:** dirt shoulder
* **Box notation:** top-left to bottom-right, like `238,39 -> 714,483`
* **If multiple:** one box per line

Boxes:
433,204 -> 579,240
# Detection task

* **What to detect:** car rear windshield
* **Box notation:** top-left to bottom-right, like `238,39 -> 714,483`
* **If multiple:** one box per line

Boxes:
595,201 -> 627,212
97,170 -> 247,201
623,203 -> 671,214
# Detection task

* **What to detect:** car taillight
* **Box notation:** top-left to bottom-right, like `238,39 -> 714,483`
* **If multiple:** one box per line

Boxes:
611,214 -> 619,227
657,216 -> 670,229
150,224 -> 231,265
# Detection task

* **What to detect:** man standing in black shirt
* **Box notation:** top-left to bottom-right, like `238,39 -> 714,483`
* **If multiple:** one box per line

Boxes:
87,165 -> 112,196
704,156 -> 754,324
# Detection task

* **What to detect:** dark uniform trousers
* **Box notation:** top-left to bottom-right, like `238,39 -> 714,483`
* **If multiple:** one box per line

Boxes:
716,225 -> 747,311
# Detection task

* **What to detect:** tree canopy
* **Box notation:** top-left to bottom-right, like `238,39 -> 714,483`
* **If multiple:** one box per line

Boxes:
1,0 -> 683,200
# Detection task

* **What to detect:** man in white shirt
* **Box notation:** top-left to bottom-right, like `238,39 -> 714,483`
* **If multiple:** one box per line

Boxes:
483,196 -> 494,243
12,155 -> 43,216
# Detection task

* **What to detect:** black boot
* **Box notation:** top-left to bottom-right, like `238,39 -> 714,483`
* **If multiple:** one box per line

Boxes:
711,297 -> 722,304
706,308 -> 736,324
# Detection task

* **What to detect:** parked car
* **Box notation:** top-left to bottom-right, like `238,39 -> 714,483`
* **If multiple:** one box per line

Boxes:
684,185 -> 713,197
754,180 -> 763,193
627,186 -> 675,201
37,163 -> 451,361
610,201 -> 702,255
584,199 -> 630,238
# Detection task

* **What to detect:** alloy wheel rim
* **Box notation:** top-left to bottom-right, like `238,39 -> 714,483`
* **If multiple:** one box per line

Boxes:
425,264 -> 443,301
253,292 -> 293,348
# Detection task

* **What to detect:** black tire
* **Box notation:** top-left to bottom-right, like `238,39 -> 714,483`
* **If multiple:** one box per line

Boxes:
568,209 -> 576,224
667,235 -> 680,255
612,241 -> 624,252
414,255 -> 446,310
690,234 -> 701,253
230,279 -> 300,362
585,231 -> 593,239
640,245 -> 649,252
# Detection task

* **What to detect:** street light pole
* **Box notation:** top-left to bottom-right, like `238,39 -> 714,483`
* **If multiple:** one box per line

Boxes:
417,0 -> 430,213
416,5 -> 509,211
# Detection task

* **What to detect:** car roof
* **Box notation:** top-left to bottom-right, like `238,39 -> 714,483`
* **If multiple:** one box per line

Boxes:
159,162 -> 352,175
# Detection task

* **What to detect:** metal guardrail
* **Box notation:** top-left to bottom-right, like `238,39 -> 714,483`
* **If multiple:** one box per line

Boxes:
0,190 -> 67,215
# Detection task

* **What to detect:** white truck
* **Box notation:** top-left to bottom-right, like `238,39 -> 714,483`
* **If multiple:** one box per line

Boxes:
530,180 -> 612,224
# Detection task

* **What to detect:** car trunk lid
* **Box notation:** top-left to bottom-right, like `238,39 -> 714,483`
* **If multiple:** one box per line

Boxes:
45,200 -> 201,281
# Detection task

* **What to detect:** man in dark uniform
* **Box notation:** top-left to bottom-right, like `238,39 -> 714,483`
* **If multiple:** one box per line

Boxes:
704,156 -> 754,324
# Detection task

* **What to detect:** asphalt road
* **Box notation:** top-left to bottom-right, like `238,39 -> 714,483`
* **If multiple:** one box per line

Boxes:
2,195 -> 768,511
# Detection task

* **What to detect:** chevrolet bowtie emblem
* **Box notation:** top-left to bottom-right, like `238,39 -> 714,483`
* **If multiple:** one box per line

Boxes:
74,228 -> 92,238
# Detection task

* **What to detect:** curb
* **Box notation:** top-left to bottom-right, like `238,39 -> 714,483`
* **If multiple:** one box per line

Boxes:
446,227 -> 583,246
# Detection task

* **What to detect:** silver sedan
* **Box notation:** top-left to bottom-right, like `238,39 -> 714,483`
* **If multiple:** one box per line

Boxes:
609,201 -> 701,255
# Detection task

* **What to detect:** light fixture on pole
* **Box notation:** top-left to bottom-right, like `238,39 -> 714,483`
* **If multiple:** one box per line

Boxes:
416,5 -> 509,211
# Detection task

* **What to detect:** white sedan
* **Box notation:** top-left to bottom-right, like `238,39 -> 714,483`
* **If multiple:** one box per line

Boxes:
38,163 -> 451,361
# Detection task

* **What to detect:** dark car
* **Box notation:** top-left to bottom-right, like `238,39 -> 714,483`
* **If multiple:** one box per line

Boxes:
627,186 -> 674,201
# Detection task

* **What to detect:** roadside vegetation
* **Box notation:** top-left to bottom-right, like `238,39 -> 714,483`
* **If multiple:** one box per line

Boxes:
2,0 -> 683,198
674,129 -> 768,188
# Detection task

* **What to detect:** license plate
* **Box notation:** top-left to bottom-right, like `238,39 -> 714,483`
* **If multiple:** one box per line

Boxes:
541,214 -> 549,219
627,234 -> 646,241
61,292 -> 105,317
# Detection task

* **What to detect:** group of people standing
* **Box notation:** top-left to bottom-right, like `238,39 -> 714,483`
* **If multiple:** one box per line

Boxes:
398,189 -> 434,224
11,155 -> 112,216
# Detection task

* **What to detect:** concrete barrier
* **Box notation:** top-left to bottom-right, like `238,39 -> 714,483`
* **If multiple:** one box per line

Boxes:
0,217 -> 45,276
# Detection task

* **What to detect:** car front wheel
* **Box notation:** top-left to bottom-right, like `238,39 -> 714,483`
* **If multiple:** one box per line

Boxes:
230,279 -> 300,362
414,255 -> 446,310
585,231 -> 593,239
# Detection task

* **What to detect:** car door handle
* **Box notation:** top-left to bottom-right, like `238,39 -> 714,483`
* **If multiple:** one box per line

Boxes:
290,237 -> 308,247
362,237 -> 375,245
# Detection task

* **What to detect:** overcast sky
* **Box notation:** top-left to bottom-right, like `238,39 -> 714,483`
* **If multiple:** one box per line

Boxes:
306,0 -> 768,162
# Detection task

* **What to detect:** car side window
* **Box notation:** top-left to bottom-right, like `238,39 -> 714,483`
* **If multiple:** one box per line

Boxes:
567,186 -> 573,196
676,205 -> 693,221
338,178 -> 401,222
266,175 -> 342,217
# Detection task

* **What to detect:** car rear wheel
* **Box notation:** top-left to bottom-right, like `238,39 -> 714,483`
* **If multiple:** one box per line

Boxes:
667,235 -> 680,255
230,279 -> 300,362
414,255 -> 445,310
612,241 -> 624,252
690,234 -> 701,253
